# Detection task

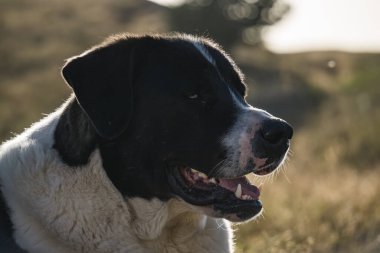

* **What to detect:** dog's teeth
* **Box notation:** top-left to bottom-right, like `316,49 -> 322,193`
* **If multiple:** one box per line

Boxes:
190,169 -> 208,179
234,184 -> 242,199
209,178 -> 217,184
241,194 -> 252,200
197,172 -> 208,179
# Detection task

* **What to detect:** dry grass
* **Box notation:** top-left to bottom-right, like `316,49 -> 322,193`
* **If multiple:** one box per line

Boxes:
236,129 -> 380,253
1,1 -> 379,252
235,55 -> 380,252
0,0 -> 167,139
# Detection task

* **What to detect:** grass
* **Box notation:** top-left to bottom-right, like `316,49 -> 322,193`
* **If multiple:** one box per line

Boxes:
1,1 -> 380,252
236,130 -> 380,253
235,53 -> 380,252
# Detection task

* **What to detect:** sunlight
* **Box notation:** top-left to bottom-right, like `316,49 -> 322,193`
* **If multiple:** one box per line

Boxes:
148,0 -> 186,7
149,0 -> 380,53
263,0 -> 380,53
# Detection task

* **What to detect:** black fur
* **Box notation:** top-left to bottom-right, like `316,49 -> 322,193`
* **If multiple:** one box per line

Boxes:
61,38 -> 137,140
0,190 -> 27,253
54,96 -> 97,167
55,34 -> 244,200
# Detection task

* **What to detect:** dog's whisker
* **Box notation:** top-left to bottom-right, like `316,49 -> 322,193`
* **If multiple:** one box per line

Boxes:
208,158 -> 227,177
213,219 -> 230,232
282,169 -> 292,184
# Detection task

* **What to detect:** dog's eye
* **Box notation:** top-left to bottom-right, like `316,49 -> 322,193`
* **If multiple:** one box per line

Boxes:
188,94 -> 199,99
185,93 -> 207,105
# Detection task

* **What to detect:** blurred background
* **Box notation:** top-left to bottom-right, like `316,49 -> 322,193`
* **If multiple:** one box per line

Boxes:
1,0 -> 379,252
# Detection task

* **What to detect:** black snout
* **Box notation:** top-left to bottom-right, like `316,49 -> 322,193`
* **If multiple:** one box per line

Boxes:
260,119 -> 293,145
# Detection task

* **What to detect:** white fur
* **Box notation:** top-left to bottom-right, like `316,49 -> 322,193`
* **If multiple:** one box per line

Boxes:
0,105 -> 233,253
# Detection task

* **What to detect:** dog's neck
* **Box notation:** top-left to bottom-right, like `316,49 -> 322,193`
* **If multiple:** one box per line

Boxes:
5,146 -> 225,253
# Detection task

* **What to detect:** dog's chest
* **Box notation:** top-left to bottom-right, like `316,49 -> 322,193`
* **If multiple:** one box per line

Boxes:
128,199 -> 233,253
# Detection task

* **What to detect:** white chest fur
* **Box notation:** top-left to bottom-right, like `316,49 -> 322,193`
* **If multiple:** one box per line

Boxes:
0,110 -> 233,253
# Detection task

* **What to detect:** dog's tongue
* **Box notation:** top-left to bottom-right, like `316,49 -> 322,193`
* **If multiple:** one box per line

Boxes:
218,177 -> 260,199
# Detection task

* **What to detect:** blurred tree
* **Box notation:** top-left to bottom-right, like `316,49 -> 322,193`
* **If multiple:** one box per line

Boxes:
168,0 -> 289,50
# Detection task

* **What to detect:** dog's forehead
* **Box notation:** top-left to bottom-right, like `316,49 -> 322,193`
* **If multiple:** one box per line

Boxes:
191,41 -> 216,67
163,36 -> 247,97
177,37 -> 229,70
192,40 -> 246,97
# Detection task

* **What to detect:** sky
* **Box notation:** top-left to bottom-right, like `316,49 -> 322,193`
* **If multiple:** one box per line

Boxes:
149,0 -> 380,53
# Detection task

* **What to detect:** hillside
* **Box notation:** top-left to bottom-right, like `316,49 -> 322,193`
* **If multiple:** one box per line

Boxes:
1,0 -> 380,252
234,49 -> 380,253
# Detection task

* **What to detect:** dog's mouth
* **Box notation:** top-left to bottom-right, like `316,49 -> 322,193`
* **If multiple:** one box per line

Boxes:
168,166 -> 264,221
181,167 -> 260,200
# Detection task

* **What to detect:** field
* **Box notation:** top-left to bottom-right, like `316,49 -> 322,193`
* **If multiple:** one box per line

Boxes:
1,0 -> 379,252
234,50 -> 380,253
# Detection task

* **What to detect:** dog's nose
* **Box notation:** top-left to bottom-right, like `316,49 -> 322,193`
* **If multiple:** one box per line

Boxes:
260,119 -> 293,144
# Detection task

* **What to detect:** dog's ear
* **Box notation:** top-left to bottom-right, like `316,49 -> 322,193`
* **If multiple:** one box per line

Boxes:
61,39 -> 137,140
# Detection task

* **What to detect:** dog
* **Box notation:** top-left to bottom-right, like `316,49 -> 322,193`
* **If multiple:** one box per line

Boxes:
0,33 -> 293,253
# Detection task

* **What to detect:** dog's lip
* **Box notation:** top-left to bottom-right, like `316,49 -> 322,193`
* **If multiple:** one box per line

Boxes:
178,166 -> 260,201
168,165 -> 264,220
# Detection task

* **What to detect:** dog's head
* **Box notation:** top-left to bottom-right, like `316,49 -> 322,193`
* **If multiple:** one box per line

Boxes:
61,34 -> 292,222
